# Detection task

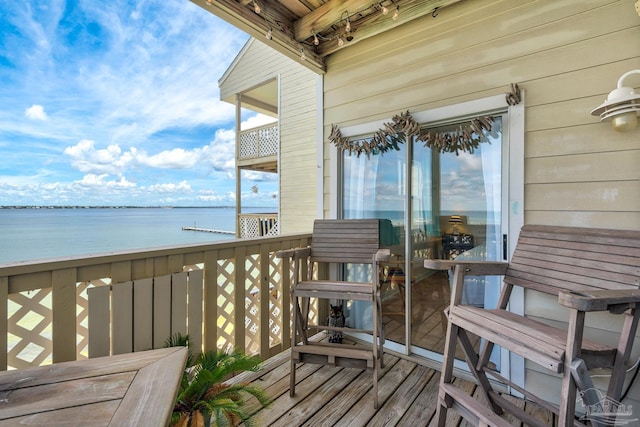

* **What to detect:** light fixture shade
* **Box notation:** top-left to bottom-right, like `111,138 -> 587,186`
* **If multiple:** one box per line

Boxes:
591,70 -> 640,132
448,215 -> 462,224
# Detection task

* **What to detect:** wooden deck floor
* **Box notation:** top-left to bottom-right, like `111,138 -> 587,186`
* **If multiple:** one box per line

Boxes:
229,340 -> 556,427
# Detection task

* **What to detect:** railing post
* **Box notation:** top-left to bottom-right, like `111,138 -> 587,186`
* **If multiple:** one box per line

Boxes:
203,250 -> 218,353
280,246 -> 291,352
52,268 -> 77,363
0,277 -> 7,370
259,243 -> 270,359
234,246 -> 246,352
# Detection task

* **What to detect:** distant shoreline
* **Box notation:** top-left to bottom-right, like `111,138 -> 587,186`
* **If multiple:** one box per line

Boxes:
0,205 -> 273,210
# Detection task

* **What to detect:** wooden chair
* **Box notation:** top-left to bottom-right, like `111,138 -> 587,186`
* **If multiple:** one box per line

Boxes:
277,219 -> 391,408
425,224 -> 640,427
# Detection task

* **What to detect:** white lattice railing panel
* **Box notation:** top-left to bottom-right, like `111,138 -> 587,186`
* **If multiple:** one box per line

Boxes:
240,216 -> 259,239
269,253 -> 283,347
239,214 -> 279,239
238,132 -> 258,159
217,258 -> 236,352
245,254 -> 261,355
258,125 -> 278,157
265,221 -> 279,236
238,123 -> 278,161
76,283 -> 90,360
8,289 -> 52,369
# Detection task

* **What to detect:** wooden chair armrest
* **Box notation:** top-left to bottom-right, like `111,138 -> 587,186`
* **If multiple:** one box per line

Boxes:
424,259 -> 509,276
276,247 -> 311,259
558,289 -> 640,312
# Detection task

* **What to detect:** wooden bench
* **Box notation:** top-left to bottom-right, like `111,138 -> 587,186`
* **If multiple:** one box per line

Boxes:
425,224 -> 640,427
88,270 -> 204,357
277,219 -> 391,408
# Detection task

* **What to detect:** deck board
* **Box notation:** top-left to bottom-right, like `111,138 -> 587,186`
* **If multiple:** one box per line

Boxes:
235,342 -> 556,427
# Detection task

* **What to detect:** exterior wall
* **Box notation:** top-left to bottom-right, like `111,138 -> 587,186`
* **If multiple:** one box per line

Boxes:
322,0 -> 640,405
220,39 -> 320,234
278,62 -> 321,234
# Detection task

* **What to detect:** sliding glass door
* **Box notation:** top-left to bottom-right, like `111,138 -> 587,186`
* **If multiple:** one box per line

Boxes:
341,114 -> 505,366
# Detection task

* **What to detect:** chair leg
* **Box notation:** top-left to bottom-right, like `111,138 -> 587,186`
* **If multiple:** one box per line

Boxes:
290,292 -> 298,397
375,293 -> 385,369
290,358 -> 296,397
372,294 -> 380,408
373,362 -> 379,409
607,308 -> 639,401
436,316 -> 458,427
570,358 -> 607,427
457,328 -> 503,415
558,368 -> 578,426
559,310 -> 584,427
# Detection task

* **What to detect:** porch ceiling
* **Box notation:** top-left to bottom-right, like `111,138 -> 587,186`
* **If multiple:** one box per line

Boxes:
237,79 -> 278,116
191,0 -> 464,74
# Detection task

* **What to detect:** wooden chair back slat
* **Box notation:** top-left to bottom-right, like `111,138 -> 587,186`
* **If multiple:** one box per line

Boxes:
504,225 -> 640,296
310,219 -> 389,264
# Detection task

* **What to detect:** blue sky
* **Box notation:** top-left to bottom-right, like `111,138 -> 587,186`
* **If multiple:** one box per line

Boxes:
0,0 -> 278,207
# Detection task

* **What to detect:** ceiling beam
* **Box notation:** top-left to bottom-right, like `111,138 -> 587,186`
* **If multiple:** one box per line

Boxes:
294,0 -> 375,41
316,0 -> 464,56
192,0 -> 326,74
191,0 -> 465,75
239,94 -> 278,115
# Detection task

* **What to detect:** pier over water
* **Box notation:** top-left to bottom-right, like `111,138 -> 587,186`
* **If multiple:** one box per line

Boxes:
182,226 -> 234,235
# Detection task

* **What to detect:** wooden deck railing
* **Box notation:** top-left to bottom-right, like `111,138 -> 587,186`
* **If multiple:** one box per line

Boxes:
0,233 -> 312,371
238,213 -> 279,238
237,122 -> 278,161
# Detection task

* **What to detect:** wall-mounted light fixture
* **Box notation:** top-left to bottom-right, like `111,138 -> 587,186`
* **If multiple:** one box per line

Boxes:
591,69 -> 640,132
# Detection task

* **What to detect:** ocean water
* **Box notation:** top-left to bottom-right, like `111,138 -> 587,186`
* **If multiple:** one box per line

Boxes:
0,207 -> 267,264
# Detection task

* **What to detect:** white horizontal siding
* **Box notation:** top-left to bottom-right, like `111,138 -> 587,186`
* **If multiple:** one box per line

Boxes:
324,0 -> 640,224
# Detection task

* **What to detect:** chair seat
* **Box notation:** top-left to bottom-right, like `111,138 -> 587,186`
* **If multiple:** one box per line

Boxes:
293,280 -> 375,301
449,306 -> 616,373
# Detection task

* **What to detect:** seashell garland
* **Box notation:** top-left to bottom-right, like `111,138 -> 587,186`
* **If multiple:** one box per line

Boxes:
329,111 -> 494,158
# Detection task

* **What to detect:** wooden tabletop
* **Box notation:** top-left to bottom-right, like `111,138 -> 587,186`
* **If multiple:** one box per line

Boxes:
0,347 -> 187,426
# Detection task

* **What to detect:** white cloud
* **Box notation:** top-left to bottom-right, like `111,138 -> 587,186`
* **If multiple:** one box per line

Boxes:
241,113 -> 277,130
138,148 -> 199,169
63,124 -> 240,175
457,151 -> 482,171
64,140 -> 136,174
74,174 -> 136,188
25,104 -> 48,121
145,181 -> 191,193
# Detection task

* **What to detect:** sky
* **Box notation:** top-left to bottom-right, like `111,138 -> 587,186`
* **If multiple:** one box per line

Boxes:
0,0 -> 279,207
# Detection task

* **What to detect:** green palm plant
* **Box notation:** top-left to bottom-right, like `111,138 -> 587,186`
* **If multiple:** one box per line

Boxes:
165,334 -> 272,427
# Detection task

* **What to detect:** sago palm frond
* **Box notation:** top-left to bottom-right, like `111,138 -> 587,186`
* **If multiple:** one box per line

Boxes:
168,341 -> 272,427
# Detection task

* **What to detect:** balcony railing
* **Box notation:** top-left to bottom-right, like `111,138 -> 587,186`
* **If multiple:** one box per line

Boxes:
0,233 -> 312,371
237,122 -> 278,161
239,213 -> 279,238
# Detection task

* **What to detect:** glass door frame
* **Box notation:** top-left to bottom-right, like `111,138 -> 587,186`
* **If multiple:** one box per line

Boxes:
330,92 -> 525,388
